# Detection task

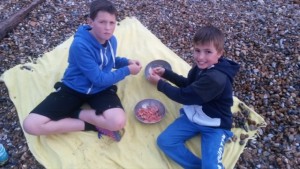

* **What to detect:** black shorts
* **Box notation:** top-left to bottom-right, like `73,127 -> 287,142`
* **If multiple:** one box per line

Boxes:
30,82 -> 123,121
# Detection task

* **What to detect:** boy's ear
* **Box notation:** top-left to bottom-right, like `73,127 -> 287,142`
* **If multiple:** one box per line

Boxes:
218,50 -> 224,58
87,18 -> 93,25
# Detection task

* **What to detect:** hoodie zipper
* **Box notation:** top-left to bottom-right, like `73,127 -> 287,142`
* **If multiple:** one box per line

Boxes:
86,41 -> 115,94
86,47 -> 103,94
108,41 -> 115,67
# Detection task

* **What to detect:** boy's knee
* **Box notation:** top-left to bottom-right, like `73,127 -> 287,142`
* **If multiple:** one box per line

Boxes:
157,133 -> 168,148
23,117 -> 40,135
23,118 -> 35,135
110,117 -> 126,131
115,119 -> 126,130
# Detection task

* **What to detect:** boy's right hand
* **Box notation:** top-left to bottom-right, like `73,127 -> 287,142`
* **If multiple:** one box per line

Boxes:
152,67 -> 165,77
128,63 -> 142,75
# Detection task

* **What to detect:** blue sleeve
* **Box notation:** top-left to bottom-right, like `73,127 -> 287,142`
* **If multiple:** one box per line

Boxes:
70,42 -> 130,87
162,69 -> 189,87
157,80 -> 202,105
115,57 -> 129,68
157,74 -> 225,105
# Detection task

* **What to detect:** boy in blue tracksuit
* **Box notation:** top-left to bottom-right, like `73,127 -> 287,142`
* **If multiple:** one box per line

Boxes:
23,0 -> 142,141
147,26 -> 240,168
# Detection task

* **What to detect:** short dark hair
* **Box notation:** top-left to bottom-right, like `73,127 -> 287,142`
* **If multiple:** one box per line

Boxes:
89,0 -> 118,20
193,26 -> 224,53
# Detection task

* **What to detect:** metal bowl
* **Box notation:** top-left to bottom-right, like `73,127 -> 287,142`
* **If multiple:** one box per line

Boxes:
134,99 -> 166,124
144,60 -> 172,78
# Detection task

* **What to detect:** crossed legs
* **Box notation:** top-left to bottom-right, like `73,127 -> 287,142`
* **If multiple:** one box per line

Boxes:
23,108 -> 126,135
23,84 -> 126,136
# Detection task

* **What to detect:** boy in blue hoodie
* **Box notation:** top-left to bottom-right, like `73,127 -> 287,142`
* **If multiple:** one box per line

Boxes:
23,0 -> 142,141
147,26 -> 240,168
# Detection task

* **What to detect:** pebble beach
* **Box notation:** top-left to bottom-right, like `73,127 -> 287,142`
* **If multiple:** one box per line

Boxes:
0,0 -> 299,168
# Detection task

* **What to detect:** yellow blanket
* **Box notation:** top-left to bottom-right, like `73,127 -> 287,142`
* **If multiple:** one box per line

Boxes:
1,17 -> 266,169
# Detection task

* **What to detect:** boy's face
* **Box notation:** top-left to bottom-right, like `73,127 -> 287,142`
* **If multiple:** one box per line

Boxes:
193,42 -> 223,69
89,11 -> 116,44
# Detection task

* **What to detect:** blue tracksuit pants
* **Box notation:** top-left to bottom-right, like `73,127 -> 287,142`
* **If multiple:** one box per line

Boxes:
157,113 -> 233,169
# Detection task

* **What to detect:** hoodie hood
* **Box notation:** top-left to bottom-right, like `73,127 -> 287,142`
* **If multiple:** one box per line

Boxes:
214,57 -> 240,83
62,24 -> 130,94
74,25 -> 100,48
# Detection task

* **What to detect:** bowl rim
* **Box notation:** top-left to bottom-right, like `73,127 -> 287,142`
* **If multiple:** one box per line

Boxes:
144,60 -> 172,78
134,98 -> 166,124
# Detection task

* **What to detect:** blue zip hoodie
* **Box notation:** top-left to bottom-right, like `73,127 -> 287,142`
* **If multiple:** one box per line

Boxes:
157,58 -> 240,130
62,25 -> 130,94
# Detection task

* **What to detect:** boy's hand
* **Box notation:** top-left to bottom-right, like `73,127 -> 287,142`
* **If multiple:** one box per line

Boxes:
147,71 -> 161,85
128,63 -> 142,75
128,59 -> 141,66
152,67 -> 165,77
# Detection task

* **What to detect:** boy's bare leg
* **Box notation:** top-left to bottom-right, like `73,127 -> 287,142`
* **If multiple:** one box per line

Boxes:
23,108 -> 126,135
23,113 -> 85,135
78,108 -> 126,131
